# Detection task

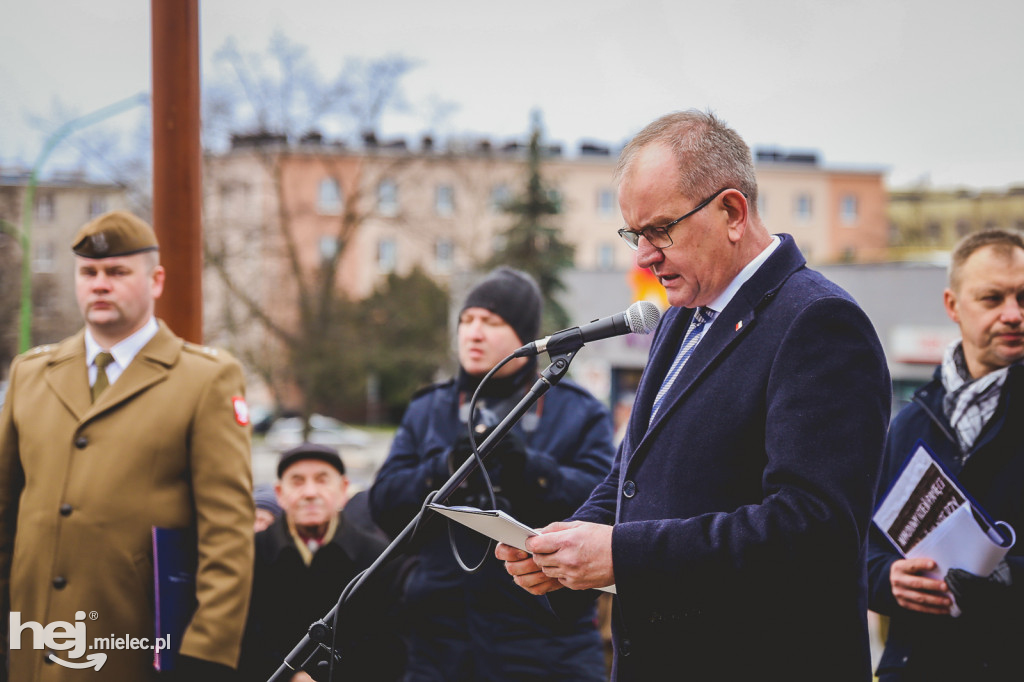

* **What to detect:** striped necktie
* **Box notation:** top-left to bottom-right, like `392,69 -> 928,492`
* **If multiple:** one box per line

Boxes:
650,307 -> 716,423
91,352 -> 114,403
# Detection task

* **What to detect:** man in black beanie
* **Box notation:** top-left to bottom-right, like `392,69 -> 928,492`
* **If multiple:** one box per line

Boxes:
370,267 -> 616,681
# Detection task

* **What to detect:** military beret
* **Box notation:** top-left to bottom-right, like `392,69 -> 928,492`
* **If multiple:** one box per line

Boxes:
277,442 -> 346,479
71,210 -> 159,258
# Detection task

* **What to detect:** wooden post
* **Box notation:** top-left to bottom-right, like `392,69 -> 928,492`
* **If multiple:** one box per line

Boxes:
151,0 -> 203,343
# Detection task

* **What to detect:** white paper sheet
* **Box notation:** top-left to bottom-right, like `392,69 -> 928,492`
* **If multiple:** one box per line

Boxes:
428,503 -> 617,594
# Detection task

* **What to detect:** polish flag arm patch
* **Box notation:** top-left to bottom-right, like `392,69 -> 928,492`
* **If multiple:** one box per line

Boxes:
232,397 -> 250,426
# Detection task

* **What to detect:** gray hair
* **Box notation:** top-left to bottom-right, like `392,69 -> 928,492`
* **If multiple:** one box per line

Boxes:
614,109 -> 759,214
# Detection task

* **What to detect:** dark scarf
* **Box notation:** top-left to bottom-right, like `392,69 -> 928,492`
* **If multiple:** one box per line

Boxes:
456,357 -> 538,430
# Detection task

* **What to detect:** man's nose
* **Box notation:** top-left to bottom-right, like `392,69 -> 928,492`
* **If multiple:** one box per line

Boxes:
635,236 -> 664,269
1000,297 -> 1023,324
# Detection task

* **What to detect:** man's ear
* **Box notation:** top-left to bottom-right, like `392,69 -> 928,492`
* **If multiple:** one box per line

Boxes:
722,189 -> 749,244
943,287 -> 960,324
151,265 -> 166,300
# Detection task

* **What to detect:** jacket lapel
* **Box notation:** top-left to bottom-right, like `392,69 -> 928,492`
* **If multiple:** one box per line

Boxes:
627,306 -> 690,450
85,322 -> 182,421
642,303 -> 755,439
626,235 -> 807,470
44,331 -> 91,422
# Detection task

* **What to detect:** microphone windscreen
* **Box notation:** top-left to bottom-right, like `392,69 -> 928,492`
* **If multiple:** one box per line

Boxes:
625,301 -> 661,335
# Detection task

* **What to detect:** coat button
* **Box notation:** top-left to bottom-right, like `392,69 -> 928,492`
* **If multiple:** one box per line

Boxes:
59,504 -> 73,517
52,576 -> 67,589
74,436 -> 88,449
620,638 -> 632,656
623,480 -> 636,498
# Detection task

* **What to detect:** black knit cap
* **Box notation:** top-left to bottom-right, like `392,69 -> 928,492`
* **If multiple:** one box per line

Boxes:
461,267 -> 542,344
277,442 -> 346,479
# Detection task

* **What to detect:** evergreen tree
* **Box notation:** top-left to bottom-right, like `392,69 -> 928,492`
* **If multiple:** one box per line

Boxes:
487,112 -> 575,332
360,267 -> 450,422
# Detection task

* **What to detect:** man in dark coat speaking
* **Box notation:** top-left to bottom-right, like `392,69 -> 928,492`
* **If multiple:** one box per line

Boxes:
498,110 -> 892,681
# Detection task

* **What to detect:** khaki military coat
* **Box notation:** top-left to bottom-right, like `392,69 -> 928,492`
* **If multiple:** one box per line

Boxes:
0,321 -> 254,681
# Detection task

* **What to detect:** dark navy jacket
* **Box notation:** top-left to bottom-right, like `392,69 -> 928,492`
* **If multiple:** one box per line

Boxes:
867,365 -> 1024,681
573,235 -> 891,681
370,376 -> 615,680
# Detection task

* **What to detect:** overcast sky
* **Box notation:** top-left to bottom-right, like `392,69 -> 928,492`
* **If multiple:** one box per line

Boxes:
2,0 -> 1022,189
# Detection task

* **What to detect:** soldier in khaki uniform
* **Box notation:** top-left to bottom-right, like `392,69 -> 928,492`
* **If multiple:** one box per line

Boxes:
0,212 -> 254,681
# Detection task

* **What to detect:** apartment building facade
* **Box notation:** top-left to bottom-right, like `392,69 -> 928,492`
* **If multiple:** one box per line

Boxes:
202,135 -> 888,412
204,138 -> 888,300
889,185 -> 1024,257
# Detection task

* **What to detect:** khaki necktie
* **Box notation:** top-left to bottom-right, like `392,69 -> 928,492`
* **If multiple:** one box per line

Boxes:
92,352 -> 114,403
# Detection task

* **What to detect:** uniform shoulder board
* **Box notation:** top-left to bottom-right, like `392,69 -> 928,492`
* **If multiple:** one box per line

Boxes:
183,342 -> 221,359
26,344 -> 54,357
410,378 -> 455,401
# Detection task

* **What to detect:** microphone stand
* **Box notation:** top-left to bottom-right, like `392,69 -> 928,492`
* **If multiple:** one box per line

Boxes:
266,348 -> 579,682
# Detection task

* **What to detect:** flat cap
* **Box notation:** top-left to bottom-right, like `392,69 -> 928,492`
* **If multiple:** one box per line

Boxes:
72,210 -> 159,258
277,442 -> 346,479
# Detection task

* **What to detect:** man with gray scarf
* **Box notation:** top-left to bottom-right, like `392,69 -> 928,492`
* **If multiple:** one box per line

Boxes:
868,229 -> 1024,682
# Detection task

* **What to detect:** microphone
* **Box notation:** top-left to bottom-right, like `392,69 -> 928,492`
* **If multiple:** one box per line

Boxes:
514,301 -> 661,357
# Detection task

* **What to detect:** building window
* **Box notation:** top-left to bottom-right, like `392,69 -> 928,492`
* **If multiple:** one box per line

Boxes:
926,221 -> 942,243
317,178 -> 343,214
436,185 -> 455,216
319,236 -> 338,262
597,189 -> 616,217
435,238 -> 454,273
377,179 -> 398,215
956,220 -> 971,238
794,194 -> 812,222
89,195 -> 108,218
36,194 -> 55,222
597,243 -> 615,270
33,241 -> 55,273
490,184 -> 510,213
840,195 -> 858,225
377,238 -> 397,273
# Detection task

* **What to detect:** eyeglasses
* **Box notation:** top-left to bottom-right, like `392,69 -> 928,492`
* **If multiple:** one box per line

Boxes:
617,187 -> 738,251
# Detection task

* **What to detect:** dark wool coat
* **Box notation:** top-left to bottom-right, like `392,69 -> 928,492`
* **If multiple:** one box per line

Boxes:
573,235 -> 892,681
868,366 -> 1024,682
239,513 -> 406,681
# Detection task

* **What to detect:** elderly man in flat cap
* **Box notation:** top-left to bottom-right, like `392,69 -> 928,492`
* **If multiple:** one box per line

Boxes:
0,211 -> 254,681
239,443 -> 405,681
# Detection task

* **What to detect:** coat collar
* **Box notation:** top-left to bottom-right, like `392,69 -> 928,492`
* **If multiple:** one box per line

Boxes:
628,234 -> 807,458
44,320 -> 182,423
261,512 -> 366,566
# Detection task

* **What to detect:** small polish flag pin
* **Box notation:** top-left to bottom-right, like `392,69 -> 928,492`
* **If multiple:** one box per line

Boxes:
735,320 -> 743,331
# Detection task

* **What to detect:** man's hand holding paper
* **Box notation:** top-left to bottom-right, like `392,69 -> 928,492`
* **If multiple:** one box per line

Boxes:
497,521 -> 615,594
526,521 -> 615,592
889,557 -> 953,616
